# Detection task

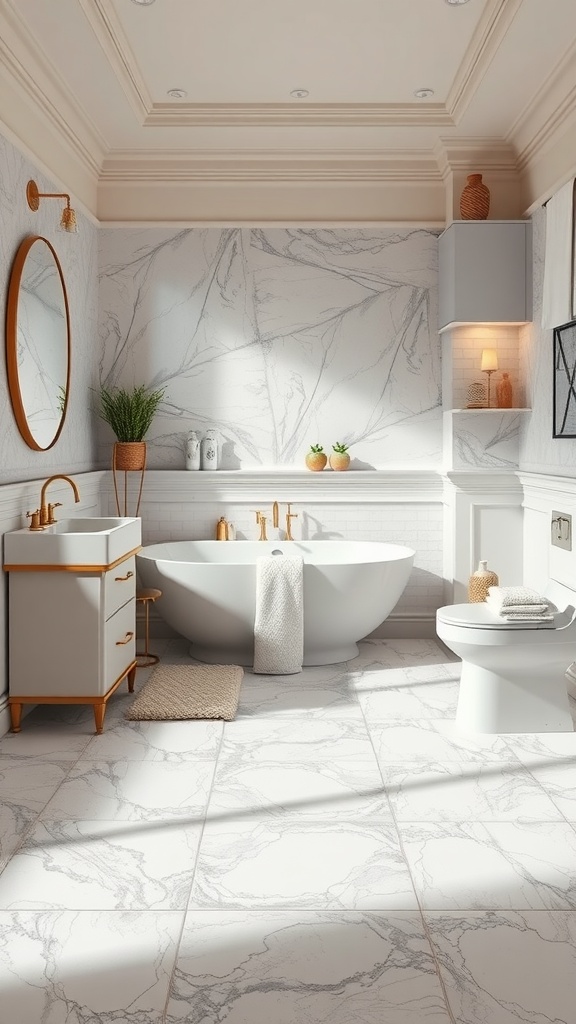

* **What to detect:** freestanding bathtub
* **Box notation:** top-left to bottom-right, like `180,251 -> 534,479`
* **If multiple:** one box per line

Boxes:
137,540 -> 415,667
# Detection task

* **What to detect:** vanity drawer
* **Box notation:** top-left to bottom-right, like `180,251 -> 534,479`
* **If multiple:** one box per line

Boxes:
104,555 -> 136,620
103,598 -> 136,693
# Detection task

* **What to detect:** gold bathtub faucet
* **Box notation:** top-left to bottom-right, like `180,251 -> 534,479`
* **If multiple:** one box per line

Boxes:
39,474 -> 80,526
285,502 -> 298,540
252,510 -> 268,541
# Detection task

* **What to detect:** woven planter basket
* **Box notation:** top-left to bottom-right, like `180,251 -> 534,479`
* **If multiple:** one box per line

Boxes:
113,441 -> 147,472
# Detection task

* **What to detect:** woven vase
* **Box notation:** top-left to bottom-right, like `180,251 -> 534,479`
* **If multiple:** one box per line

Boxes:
460,174 -> 490,220
113,441 -> 147,471
468,560 -> 499,603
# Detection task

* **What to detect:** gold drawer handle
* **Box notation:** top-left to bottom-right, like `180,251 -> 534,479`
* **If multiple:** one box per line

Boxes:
116,631 -> 134,646
115,571 -> 134,582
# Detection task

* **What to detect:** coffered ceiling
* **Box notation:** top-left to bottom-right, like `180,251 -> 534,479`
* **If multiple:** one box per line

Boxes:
1,0 -> 576,222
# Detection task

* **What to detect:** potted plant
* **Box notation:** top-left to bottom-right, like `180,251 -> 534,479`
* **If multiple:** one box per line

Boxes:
329,441 -> 351,471
99,383 -> 165,471
305,443 -> 328,472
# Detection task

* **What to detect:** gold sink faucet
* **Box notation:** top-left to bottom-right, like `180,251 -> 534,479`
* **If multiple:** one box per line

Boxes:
39,474 -> 80,526
285,502 -> 298,541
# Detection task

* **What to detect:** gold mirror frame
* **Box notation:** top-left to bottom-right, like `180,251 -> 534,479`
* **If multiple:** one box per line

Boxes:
5,235 -> 71,451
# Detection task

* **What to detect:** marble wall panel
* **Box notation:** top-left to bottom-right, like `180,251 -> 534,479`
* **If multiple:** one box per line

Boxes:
99,228 -> 442,470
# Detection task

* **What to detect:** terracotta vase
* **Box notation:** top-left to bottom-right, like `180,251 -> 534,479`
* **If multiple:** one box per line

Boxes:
113,441 -> 147,471
460,173 -> 490,220
496,373 -> 513,408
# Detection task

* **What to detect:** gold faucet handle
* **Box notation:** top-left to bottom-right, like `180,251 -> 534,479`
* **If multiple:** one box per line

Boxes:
251,510 -> 263,523
26,509 -> 44,531
47,501 -> 62,524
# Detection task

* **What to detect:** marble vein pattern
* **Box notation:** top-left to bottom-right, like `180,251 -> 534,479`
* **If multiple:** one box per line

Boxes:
98,228 -> 442,470
449,413 -> 523,470
166,911 -> 452,1024
0,910 -> 182,1024
425,911 -> 576,1024
2,638 -> 576,1022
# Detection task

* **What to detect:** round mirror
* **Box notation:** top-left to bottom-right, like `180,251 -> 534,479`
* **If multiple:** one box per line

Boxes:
6,236 -> 70,451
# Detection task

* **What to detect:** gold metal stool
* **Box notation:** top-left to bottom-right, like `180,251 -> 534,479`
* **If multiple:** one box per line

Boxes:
136,588 -> 162,667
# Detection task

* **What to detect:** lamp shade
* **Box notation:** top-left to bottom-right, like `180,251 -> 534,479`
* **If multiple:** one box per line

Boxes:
481,348 -> 498,372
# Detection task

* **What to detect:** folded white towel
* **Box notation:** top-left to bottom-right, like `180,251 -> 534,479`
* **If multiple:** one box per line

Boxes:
487,586 -> 548,609
485,596 -> 550,616
253,555 -> 304,675
499,611 -> 554,622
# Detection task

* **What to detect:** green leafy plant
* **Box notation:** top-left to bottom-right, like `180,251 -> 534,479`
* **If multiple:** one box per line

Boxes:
332,441 -> 349,454
309,443 -> 325,453
98,384 -> 165,442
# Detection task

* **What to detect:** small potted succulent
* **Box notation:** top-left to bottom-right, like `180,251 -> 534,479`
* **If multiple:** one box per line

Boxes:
329,441 -> 351,471
305,443 -> 328,472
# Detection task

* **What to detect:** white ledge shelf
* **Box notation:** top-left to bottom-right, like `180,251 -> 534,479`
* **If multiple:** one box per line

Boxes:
108,468 -> 445,504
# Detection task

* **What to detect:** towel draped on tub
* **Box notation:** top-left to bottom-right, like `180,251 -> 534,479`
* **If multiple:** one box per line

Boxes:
253,555 -> 304,674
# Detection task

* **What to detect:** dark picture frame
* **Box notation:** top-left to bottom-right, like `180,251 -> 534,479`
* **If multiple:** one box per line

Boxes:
553,320 -> 576,437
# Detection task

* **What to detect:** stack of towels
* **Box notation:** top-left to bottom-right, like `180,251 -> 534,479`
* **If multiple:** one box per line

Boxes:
486,586 -> 554,622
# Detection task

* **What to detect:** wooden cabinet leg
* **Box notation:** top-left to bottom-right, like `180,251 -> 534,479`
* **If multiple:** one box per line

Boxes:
10,702 -> 22,733
127,664 -> 136,693
93,702 -> 106,734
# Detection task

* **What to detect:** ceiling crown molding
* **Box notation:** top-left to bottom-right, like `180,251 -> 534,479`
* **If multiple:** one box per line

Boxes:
446,0 -> 524,123
1,3 -> 106,179
435,138 -> 519,176
100,149 -> 443,183
510,36 -> 576,171
77,0 -> 151,123
144,103 -> 454,129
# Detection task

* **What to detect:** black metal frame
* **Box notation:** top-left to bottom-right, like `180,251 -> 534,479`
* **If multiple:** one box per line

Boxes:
553,319 -> 576,437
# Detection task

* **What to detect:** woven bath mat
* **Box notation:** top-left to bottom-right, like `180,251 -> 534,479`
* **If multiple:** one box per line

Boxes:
125,664 -> 244,722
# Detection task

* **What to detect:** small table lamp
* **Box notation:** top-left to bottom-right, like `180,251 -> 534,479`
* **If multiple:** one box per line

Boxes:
481,348 -> 498,408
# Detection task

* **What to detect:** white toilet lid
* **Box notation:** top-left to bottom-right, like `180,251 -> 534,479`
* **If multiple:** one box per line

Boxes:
437,603 -> 556,630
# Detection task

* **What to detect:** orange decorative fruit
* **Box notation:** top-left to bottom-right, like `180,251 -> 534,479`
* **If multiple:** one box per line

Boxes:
305,445 -> 327,471
329,442 -> 351,471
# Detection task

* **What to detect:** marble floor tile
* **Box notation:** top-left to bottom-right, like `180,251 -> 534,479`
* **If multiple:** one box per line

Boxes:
503,731 -> 576,766
221,715 -> 374,760
189,818 -> 417,910
39,759 -> 216,822
383,762 -> 564,822
237,665 -> 362,720
358,677 -> 460,721
369,719 -> 519,764
208,756 -> 392,821
0,819 -> 203,910
521,761 -> 576,819
400,820 -> 576,910
425,910 -> 576,1024
0,723 -> 93,761
81,718 -> 224,762
166,911 -> 452,1024
0,759 -> 72,871
0,910 -> 182,1024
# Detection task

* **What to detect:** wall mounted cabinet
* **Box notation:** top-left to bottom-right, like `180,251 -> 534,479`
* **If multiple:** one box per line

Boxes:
439,221 -> 532,331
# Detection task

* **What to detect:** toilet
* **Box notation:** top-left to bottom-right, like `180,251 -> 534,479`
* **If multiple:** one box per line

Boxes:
436,578 -> 576,733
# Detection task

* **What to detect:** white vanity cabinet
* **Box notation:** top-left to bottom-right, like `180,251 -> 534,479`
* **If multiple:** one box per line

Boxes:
7,553 -> 137,734
438,220 -> 532,330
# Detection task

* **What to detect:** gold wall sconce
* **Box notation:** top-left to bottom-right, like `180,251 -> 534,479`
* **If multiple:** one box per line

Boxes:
26,179 -> 78,233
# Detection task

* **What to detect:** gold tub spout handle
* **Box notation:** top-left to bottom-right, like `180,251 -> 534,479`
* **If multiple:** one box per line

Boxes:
251,510 -> 268,541
39,474 -> 80,525
272,501 -> 279,528
285,503 -> 298,541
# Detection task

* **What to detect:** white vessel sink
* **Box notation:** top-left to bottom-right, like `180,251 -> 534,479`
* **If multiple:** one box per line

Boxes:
4,517 -> 141,568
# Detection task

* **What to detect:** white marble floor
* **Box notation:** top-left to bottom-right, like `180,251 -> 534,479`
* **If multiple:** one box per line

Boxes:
1,638 -> 576,1023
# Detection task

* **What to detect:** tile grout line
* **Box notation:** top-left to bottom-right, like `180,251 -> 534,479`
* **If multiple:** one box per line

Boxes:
161,719 -> 227,1023
357,672 -> 458,1024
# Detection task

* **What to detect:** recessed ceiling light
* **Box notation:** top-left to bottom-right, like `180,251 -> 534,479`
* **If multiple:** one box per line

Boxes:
290,89 -> 309,99
167,89 -> 187,99
130,0 -> 156,5
445,0 -> 472,5
414,88 -> 435,99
